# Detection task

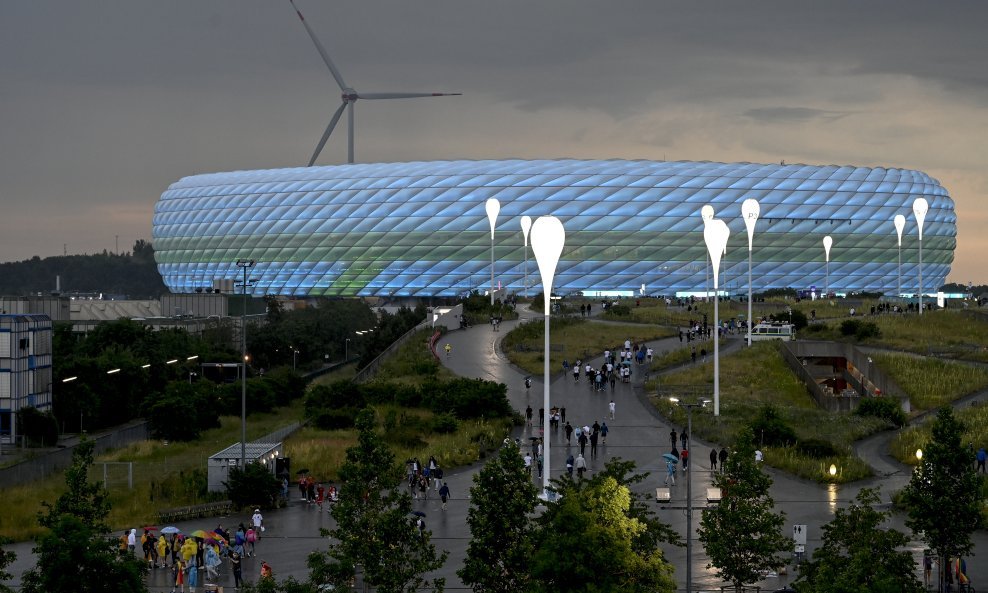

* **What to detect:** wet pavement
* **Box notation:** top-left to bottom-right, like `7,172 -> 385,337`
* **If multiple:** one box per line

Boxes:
4,307 -> 987,592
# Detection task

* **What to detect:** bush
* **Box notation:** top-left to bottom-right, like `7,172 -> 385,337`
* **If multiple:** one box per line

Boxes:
839,319 -> 881,340
796,438 -> 841,458
803,323 -> 828,334
431,413 -> 459,434
608,304 -> 632,317
769,309 -> 808,330
750,405 -> 797,446
147,383 -> 221,441
16,407 -> 58,446
855,397 -> 906,427
223,462 -> 282,510
312,408 -> 360,430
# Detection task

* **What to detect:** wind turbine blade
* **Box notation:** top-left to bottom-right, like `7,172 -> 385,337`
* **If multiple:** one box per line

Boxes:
288,0 -> 348,91
358,92 -> 462,100
308,102 -> 347,167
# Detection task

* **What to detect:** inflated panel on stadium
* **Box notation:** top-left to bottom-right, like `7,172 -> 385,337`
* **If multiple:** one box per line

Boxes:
152,159 -> 955,297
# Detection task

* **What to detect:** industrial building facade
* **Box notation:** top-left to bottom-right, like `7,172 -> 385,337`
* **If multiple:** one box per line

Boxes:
0,314 -> 53,445
152,159 -> 955,297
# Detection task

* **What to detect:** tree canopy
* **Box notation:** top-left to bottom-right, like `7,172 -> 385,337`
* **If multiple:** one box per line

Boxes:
698,428 -> 791,592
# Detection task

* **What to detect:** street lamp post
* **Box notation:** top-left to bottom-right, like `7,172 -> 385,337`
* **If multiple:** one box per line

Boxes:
823,236 -> 833,297
894,215 -> 906,298
236,258 -> 256,469
913,198 -> 929,315
703,218 -> 730,417
345,338 -> 351,361
670,397 -> 710,593
531,216 -> 566,498
700,206 -> 715,301
741,199 -> 760,346
290,347 -> 299,372
485,198 -> 501,305
520,215 -> 532,298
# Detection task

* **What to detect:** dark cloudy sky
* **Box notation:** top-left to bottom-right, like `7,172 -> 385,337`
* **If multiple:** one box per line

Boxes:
2,1 -> 986,282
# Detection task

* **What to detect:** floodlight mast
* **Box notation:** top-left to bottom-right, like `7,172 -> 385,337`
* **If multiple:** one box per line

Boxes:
288,0 -> 461,165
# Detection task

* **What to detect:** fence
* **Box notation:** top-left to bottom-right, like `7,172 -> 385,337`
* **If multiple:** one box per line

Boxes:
0,420 -> 150,488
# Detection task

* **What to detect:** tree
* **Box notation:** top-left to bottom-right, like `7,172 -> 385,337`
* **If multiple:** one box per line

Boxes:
21,440 -> 148,593
459,440 -> 539,593
698,428 -> 791,592
224,462 -> 283,510
318,408 -> 447,593
901,406 -> 983,592
529,471 -> 676,593
0,536 -> 15,593
795,488 -> 923,593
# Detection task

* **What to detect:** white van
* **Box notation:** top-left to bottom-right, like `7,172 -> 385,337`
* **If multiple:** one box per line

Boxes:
747,322 -> 795,342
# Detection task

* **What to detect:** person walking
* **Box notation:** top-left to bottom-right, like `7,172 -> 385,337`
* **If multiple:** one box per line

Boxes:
251,508 -> 264,541
525,405 -> 533,426
566,453 -> 575,477
680,430 -> 688,450
564,421 -> 573,443
709,448 -> 718,471
230,550 -> 243,590
439,482 -> 451,511
664,459 -> 677,486
719,447 -> 728,469
600,422 -> 609,444
978,447 -> 986,474
444,343 -> 452,357
681,448 -> 689,471
609,400 -> 616,420
589,430 -> 599,459
578,431 -> 588,456
670,430 -> 678,451
575,453 -> 587,479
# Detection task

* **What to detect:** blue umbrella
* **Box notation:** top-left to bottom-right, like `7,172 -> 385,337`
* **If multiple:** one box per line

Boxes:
662,453 -> 680,463
161,526 -> 181,534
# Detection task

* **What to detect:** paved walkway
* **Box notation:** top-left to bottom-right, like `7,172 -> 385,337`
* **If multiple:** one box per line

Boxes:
4,308 -> 988,592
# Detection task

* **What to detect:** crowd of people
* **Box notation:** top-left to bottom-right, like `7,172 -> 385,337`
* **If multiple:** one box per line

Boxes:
406,455 -> 451,510
124,509 -> 267,592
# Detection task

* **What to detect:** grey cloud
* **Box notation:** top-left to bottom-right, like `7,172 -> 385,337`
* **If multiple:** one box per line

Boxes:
743,107 -> 852,124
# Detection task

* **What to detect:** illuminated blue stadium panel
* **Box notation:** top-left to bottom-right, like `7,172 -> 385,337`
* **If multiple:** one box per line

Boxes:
152,159 -> 955,297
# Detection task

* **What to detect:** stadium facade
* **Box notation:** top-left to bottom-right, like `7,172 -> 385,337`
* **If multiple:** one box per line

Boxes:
152,159 -> 955,298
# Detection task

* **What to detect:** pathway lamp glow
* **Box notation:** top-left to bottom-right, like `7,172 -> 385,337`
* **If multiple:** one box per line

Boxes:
823,236 -> 833,297
741,199 -> 760,346
703,218 -> 730,416
829,464 -> 837,477
894,215 -> 906,298
913,198 -> 928,315
520,215 -> 532,298
531,216 -> 565,498
700,205 -> 715,300
485,198 -> 500,305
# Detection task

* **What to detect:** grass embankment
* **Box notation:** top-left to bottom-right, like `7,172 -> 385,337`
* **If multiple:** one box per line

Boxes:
649,342 -> 888,483
1,329 -> 513,542
502,317 -> 677,376
871,353 -> 988,411
889,403 -> 988,465
0,400 -> 308,542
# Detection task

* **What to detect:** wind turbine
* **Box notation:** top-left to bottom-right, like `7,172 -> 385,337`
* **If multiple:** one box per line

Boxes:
289,0 -> 462,165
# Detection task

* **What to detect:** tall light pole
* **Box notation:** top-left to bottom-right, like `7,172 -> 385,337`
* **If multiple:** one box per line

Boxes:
700,206 -> 715,300
236,258 -> 256,469
520,215 -> 532,298
485,198 -> 500,305
345,337 -> 351,361
741,199 -> 760,346
913,198 -> 928,315
670,396 -> 710,593
290,346 -> 299,371
823,236 -> 833,297
703,218 -> 730,416
894,215 -> 906,298
531,216 -> 565,498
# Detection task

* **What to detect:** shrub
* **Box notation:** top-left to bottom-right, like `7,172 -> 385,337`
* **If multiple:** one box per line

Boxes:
769,309 -> 808,330
750,404 -> 797,446
803,323 -> 828,334
431,413 -> 459,434
147,383 -> 221,441
608,304 -> 632,317
312,408 -> 360,430
855,397 -> 906,427
796,438 -> 841,458
16,407 -> 58,447
839,319 -> 881,340
223,462 -> 281,510
840,319 -> 862,336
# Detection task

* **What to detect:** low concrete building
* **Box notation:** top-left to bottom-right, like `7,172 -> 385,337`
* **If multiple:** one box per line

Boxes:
207,441 -> 282,493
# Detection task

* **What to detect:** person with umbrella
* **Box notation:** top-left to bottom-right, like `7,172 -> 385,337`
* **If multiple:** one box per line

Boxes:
663,453 -> 679,485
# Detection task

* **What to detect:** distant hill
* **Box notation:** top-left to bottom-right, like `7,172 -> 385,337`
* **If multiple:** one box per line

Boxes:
0,239 -> 167,298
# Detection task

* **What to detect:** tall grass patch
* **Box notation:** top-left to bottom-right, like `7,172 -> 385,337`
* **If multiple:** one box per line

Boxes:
872,353 -> 988,411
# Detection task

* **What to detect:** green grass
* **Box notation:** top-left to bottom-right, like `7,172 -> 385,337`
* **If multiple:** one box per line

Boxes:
871,353 -> 988,411
0,399 -> 307,542
502,317 -> 676,376
649,342 -> 888,483
889,402 -> 988,465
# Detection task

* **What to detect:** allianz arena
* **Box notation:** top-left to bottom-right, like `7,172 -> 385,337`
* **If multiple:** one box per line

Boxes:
152,159 -> 955,297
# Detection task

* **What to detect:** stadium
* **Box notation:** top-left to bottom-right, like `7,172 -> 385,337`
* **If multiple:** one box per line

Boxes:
152,159 -> 955,298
